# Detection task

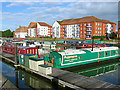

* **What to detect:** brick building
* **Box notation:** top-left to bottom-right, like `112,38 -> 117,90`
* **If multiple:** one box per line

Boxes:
14,26 -> 28,38
52,16 -> 116,39
27,22 -> 52,38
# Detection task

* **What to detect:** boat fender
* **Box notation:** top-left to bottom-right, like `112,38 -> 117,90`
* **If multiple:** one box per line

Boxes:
98,60 -> 99,63
51,57 -> 54,64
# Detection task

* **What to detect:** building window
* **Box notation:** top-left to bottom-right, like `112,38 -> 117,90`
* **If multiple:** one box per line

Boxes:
98,23 -> 99,26
81,35 -> 82,37
84,24 -> 86,26
81,24 -> 82,26
81,31 -> 82,33
96,31 -> 97,33
81,28 -> 82,30
96,23 -> 97,25
100,28 -> 101,30
98,31 -> 99,33
96,27 -> 97,29
98,28 -> 99,30
100,31 -> 101,33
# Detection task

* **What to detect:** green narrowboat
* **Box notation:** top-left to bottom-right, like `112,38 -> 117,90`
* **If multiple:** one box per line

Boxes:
43,47 -> 119,69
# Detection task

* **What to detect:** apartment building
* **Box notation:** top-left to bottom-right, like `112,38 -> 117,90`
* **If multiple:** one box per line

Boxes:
118,21 -> 120,38
27,22 -> 52,38
14,26 -> 28,38
52,16 -> 116,39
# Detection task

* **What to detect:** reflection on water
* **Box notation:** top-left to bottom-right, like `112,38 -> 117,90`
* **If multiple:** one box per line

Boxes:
68,61 -> 120,86
74,62 -> 118,77
0,61 -> 61,89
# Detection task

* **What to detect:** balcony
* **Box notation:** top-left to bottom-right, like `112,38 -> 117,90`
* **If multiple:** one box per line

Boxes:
64,34 -> 67,37
110,27 -> 113,29
56,33 -> 59,36
86,29 -> 91,31
86,25 -> 92,27
64,33 -> 67,35
72,29 -> 75,32
86,37 -> 91,39
86,33 -> 91,35
56,30 -> 59,33
77,25 -> 80,27
64,29 -> 67,32
72,34 -> 75,36
105,25 -> 108,28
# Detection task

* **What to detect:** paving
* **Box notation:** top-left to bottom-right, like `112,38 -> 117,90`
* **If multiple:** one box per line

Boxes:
0,73 -> 18,89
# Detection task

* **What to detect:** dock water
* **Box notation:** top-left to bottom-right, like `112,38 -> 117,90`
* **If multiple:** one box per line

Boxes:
0,51 -> 120,89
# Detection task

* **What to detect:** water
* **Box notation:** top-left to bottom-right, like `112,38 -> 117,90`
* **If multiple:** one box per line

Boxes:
66,60 -> 120,86
0,61 -> 66,89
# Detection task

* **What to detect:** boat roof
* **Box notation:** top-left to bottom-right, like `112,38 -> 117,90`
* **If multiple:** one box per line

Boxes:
85,46 -> 119,52
58,49 -> 86,55
57,46 -> 118,55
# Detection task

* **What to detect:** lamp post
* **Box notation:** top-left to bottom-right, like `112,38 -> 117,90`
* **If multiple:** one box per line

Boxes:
92,34 -> 94,51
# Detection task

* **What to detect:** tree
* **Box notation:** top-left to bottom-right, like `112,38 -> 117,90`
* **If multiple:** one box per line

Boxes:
110,32 -> 117,39
1,29 -> 14,37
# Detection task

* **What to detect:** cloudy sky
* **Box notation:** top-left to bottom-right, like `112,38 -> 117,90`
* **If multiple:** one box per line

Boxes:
0,0 -> 119,31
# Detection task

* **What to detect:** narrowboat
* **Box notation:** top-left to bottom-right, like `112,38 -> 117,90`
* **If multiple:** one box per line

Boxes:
56,43 -> 71,47
42,41 -> 56,49
43,47 -> 119,69
76,44 -> 109,49
2,44 -> 40,58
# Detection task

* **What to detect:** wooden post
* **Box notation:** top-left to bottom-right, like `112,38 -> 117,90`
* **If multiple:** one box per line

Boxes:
92,35 -> 94,51
14,43 -> 18,67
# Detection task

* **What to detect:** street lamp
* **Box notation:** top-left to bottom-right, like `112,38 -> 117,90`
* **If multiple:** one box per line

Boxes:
92,34 -> 94,51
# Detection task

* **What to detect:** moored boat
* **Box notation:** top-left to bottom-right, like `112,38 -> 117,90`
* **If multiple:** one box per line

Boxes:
43,47 -> 119,69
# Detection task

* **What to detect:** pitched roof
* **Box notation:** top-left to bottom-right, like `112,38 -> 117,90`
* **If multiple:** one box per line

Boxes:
15,26 -> 28,33
28,22 -> 37,28
56,16 -> 115,25
38,22 -> 52,27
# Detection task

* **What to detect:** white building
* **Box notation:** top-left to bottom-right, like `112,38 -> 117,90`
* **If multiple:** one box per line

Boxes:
52,21 -> 79,38
27,22 -> 52,38
14,26 -> 28,38
52,21 -> 61,38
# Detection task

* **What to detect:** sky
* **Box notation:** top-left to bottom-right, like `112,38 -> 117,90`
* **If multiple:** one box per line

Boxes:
0,0 -> 120,31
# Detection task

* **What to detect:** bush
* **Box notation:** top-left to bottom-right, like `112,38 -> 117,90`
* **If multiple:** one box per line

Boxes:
100,37 -> 104,41
94,36 -> 106,39
53,37 -> 56,41
113,37 -> 120,40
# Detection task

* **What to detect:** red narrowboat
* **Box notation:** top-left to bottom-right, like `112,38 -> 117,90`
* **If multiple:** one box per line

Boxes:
2,45 -> 40,58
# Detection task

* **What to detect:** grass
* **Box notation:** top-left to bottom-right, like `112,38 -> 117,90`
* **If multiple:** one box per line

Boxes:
4,37 -> 120,42
26,38 -> 85,41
